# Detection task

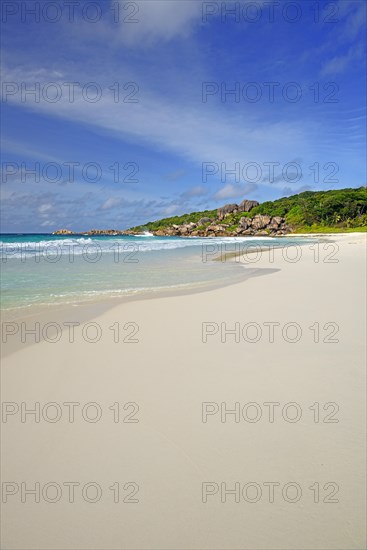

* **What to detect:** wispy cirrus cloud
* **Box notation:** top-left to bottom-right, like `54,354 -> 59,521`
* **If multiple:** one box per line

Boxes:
321,43 -> 364,76
0,64 -> 312,170
114,0 -> 203,45
319,0 -> 366,76
337,0 -> 367,42
180,186 -> 208,199
214,183 -> 258,201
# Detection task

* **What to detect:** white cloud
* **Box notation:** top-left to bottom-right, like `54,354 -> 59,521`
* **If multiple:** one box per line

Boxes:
317,1 -> 366,76
162,204 -> 180,216
38,203 -> 53,214
0,63 -> 311,178
214,183 -> 257,201
180,185 -> 208,199
1,138 -> 62,163
337,0 -> 367,42
115,0 -> 202,45
321,43 -> 364,76
100,197 -> 123,210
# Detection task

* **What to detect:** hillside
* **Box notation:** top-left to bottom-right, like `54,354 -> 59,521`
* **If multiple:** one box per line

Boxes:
129,187 -> 367,235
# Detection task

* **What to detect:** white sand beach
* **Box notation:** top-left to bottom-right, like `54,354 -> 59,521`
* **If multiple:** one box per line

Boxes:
1,233 -> 366,549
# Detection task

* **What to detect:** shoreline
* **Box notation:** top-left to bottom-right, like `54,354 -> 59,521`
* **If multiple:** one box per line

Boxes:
1,266 -> 279,358
1,233 -> 363,357
0,233 -> 311,321
0,233 -> 324,315
1,232 -> 359,317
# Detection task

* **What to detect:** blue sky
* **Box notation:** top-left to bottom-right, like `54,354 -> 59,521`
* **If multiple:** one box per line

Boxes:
1,0 -> 366,232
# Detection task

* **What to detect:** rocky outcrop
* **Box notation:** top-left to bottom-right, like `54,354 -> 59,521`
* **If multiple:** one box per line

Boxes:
251,214 -> 272,230
147,197 -> 288,237
238,199 -> 260,212
151,215 -> 288,237
198,217 -> 212,225
217,200 -> 259,220
217,203 -> 239,220
267,216 -> 283,230
52,229 -> 74,235
235,215 -> 288,235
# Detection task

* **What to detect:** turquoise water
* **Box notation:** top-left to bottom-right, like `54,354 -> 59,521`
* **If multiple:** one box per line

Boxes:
0,233 -> 308,313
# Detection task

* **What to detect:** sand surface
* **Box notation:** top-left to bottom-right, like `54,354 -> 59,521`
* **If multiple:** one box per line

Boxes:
1,233 -> 366,549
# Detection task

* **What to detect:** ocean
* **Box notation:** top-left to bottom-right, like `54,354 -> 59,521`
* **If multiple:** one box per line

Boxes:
0,233 -> 309,314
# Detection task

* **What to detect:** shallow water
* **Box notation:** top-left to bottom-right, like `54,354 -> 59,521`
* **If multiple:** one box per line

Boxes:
0,234 -> 311,312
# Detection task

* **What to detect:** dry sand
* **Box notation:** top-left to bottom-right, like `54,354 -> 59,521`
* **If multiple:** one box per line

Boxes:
1,233 -> 366,549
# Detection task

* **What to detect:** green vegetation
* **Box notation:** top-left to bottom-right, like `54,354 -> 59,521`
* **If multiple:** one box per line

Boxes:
251,187 -> 367,229
130,209 -> 217,232
130,187 -> 367,233
195,222 -> 212,232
